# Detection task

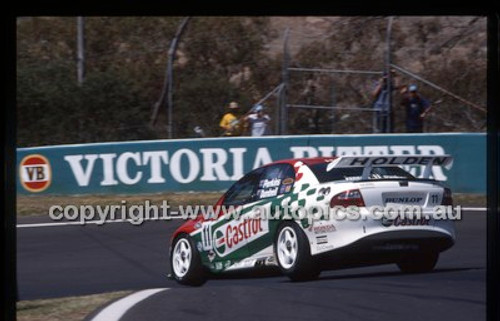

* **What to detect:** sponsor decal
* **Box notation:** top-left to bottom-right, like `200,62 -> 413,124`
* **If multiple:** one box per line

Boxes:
282,177 -> 294,185
213,218 -> 268,257
19,154 -> 52,192
316,235 -> 328,245
227,258 -> 257,270
384,197 -> 424,204
201,224 -> 213,250
279,184 -> 292,194
259,178 -> 281,188
318,187 -> 331,196
381,216 -> 430,227
258,187 -> 278,198
309,224 -> 336,234
345,156 -> 449,167
317,244 -> 335,251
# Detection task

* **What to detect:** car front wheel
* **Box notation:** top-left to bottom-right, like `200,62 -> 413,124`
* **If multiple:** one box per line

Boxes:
275,222 -> 320,281
170,235 -> 205,286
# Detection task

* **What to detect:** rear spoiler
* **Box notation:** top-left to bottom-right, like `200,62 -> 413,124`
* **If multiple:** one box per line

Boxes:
326,155 -> 453,179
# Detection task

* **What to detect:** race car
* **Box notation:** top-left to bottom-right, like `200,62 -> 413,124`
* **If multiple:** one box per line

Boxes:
169,154 -> 456,285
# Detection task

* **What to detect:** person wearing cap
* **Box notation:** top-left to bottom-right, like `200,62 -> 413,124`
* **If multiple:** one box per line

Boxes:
220,101 -> 242,136
372,68 -> 399,99
245,104 -> 271,136
192,126 -> 205,138
400,84 -> 431,133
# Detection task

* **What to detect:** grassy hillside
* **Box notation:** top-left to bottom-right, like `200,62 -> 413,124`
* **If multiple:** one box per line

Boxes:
17,16 -> 486,146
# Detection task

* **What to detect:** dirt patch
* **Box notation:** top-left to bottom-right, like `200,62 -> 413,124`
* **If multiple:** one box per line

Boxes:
452,193 -> 486,207
17,290 -> 132,321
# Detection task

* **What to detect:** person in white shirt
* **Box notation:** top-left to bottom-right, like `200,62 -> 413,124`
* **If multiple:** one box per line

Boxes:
245,105 -> 271,136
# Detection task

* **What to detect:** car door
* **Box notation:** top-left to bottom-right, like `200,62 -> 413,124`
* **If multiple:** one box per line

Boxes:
203,168 -> 264,269
241,163 -> 296,262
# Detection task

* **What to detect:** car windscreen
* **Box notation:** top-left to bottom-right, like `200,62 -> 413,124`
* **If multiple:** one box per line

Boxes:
309,163 -> 416,183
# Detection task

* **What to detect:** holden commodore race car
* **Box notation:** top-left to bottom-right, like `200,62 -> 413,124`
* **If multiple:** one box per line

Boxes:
169,154 -> 456,285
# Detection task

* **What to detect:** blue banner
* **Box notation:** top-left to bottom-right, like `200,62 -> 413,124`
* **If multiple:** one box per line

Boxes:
17,133 -> 486,195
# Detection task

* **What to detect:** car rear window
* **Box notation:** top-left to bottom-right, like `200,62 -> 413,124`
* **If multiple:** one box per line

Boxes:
308,163 -> 416,183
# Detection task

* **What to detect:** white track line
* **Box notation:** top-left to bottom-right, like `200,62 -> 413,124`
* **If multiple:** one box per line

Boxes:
90,288 -> 168,321
16,215 -> 185,228
461,207 -> 487,211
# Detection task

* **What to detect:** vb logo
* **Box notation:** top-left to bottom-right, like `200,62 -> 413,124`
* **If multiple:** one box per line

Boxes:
19,154 -> 52,192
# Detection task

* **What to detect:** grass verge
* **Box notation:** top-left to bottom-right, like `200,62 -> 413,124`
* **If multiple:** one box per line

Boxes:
17,192 -> 222,217
17,290 -> 132,321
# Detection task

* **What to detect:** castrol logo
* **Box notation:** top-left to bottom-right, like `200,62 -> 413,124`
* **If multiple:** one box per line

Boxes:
213,218 -> 268,257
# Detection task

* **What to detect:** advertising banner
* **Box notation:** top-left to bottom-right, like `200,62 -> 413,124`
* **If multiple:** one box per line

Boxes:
17,133 -> 486,195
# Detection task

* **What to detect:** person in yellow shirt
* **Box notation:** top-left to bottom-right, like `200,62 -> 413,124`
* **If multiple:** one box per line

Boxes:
220,101 -> 242,136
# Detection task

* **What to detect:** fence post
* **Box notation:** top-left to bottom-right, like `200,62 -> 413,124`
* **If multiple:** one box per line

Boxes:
166,17 -> 190,139
76,17 -> 85,86
280,28 -> 290,135
385,16 -> 394,133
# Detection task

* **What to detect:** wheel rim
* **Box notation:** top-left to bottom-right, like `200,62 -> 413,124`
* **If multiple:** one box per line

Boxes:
277,226 -> 298,269
172,238 -> 192,278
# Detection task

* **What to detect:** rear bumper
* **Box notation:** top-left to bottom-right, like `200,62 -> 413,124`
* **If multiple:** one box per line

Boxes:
314,229 -> 454,270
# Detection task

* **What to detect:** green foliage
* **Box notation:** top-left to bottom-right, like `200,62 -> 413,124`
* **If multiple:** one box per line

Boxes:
173,71 -> 238,137
17,16 -> 274,146
16,16 -> 486,146
17,63 -> 155,146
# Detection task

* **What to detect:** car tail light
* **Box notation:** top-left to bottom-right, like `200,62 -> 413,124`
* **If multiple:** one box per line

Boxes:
442,188 -> 453,206
330,189 -> 365,208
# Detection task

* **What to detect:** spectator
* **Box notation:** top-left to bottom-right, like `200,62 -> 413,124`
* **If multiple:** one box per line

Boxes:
193,126 -> 205,138
372,69 -> 400,98
372,69 -> 400,133
245,105 -> 271,136
400,84 -> 431,133
302,77 -> 317,105
219,101 -> 242,136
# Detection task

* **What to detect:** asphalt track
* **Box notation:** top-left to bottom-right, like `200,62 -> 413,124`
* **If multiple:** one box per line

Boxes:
17,211 -> 486,321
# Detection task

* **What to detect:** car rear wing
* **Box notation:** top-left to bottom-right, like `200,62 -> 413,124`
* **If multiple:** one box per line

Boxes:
326,155 -> 454,179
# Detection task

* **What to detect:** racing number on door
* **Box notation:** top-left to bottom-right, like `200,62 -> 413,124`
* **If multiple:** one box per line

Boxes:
430,194 -> 440,205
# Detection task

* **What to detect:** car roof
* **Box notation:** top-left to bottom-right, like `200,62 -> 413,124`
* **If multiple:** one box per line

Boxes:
268,156 -> 338,167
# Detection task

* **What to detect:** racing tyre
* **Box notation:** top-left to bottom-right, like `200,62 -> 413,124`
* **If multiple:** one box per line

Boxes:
397,251 -> 439,273
275,222 -> 320,281
170,234 -> 205,286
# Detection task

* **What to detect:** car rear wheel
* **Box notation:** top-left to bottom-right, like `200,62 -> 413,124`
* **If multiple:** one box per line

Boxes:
170,235 -> 205,286
397,251 -> 439,273
275,222 -> 320,281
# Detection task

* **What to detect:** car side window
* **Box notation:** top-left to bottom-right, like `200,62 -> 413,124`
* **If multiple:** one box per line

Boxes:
257,164 -> 295,200
222,168 -> 264,206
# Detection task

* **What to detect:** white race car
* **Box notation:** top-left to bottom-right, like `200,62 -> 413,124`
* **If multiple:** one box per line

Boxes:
169,155 -> 456,285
